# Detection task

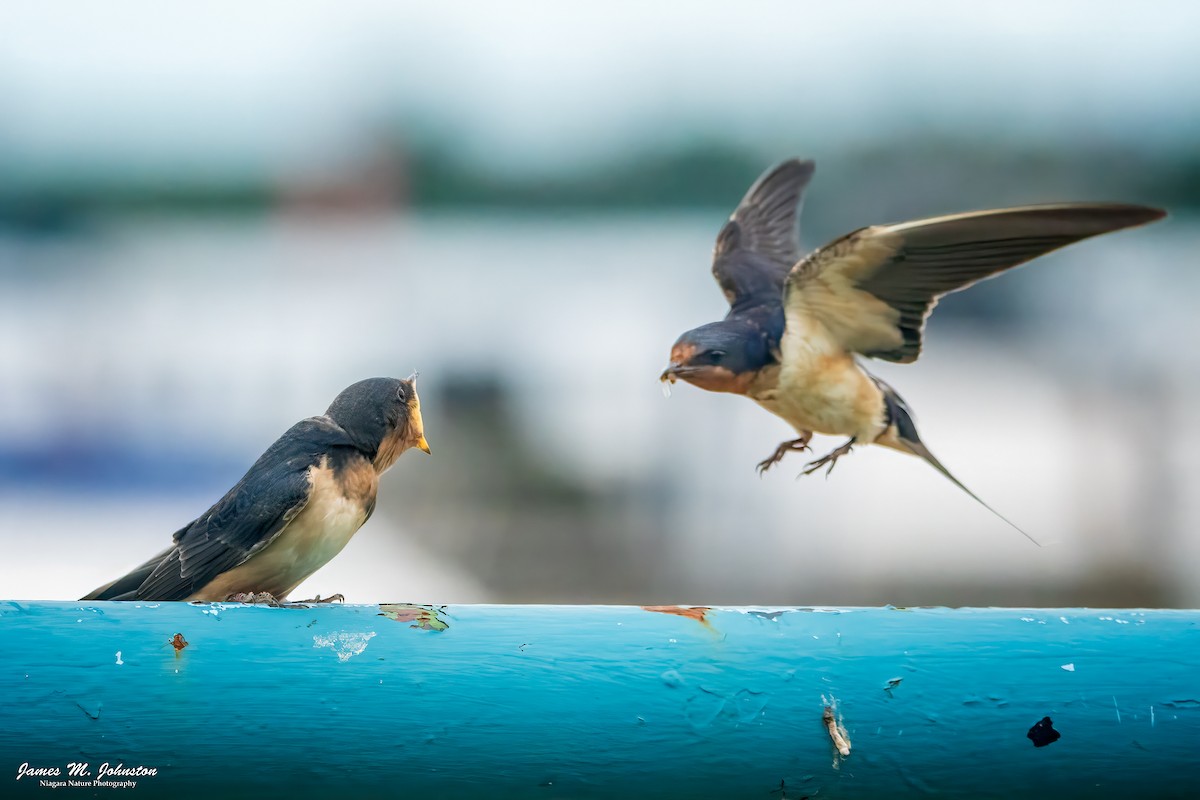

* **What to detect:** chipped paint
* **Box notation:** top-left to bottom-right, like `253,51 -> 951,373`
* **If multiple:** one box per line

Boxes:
660,669 -> 684,688
1027,716 -> 1061,747
642,605 -> 712,627
313,631 -> 377,662
169,633 -> 188,658
377,603 -> 448,631
75,701 -> 102,721
684,685 -> 769,731
1061,663 -> 1075,672
716,605 -> 850,619
114,651 -> 124,666
1163,699 -> 1200,708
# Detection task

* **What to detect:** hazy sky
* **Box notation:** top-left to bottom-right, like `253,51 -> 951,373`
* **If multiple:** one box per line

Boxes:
2,1 -> 1197,176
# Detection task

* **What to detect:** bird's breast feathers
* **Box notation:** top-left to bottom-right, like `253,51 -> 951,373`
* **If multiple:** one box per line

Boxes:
279,457 -> 376,580
773,315 -> 887,439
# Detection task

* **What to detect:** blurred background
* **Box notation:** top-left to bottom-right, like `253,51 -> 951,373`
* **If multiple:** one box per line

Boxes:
1,1 -> 1197,607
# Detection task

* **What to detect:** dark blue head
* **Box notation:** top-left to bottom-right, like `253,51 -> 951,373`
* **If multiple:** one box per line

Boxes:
660,316 -> 778,395
325,375 -> 431,472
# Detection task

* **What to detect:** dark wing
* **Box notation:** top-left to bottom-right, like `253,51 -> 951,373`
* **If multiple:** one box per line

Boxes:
784,203 -> 1165,363
134,418 -> 351,600
712,159 -> 815,311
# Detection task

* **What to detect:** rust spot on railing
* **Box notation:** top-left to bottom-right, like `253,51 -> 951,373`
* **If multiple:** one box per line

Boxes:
169,633 -> 188,658
641,605 -> 713,629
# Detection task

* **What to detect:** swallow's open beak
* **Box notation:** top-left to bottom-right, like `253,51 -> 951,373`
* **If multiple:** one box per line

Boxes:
660,363 -> 681,384
416,435 -> 431,455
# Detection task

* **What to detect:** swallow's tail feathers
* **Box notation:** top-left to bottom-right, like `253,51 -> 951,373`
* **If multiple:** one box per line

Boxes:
873,375 -> 1040,547
80,546 -> 173,601
899,436 -> 1041,548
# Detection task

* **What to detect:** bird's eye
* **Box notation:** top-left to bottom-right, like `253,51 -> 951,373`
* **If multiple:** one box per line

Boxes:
703,350 -> 727,364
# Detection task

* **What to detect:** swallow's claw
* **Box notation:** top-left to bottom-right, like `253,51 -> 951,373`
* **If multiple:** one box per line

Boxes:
224,591 -> 281,606
799,439 -> 856,479
292,593 -> 345,604
756,434 -> 814,475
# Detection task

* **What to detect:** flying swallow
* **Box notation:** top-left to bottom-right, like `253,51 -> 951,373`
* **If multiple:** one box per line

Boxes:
661,159 -> 1165,544
82,376 -> 431,602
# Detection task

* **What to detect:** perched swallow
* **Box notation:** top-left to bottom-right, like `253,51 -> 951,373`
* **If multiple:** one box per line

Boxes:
661,159 -> 1165,544
82,376 -> 431,602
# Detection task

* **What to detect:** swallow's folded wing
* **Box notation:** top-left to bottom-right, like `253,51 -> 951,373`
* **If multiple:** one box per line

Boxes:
711,159 -> 815,311
783,203 -> 1165,363
134,419 -> 353,600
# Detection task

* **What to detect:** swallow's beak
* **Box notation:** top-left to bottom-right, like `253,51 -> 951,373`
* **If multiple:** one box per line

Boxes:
416,434 -> 431,455
660,362 -> 681,384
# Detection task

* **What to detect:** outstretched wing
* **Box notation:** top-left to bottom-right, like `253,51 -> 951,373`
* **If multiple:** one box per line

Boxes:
134,419 -> 349,600
784,203 -> 1165,363
712,159 -> 815,311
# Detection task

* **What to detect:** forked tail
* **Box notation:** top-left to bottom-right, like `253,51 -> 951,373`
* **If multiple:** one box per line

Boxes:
871,373 -> 1040,547
902,438 -> 1041,547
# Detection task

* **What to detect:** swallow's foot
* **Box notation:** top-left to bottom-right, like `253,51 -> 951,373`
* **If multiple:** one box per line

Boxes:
292,593 -> 345,605
756,433 -> 814,475
224,591 -> 281,606
800,438 -> 857,478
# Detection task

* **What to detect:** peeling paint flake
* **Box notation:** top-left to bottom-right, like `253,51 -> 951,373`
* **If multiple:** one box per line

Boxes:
313,631 -> 377,662
1163,699 -> 1200,709
1061,663 -> 1076,672
114,651 -> 124,666
377,604 -> 448,631
75,701 -> 102,721
642,605 -> 712,627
